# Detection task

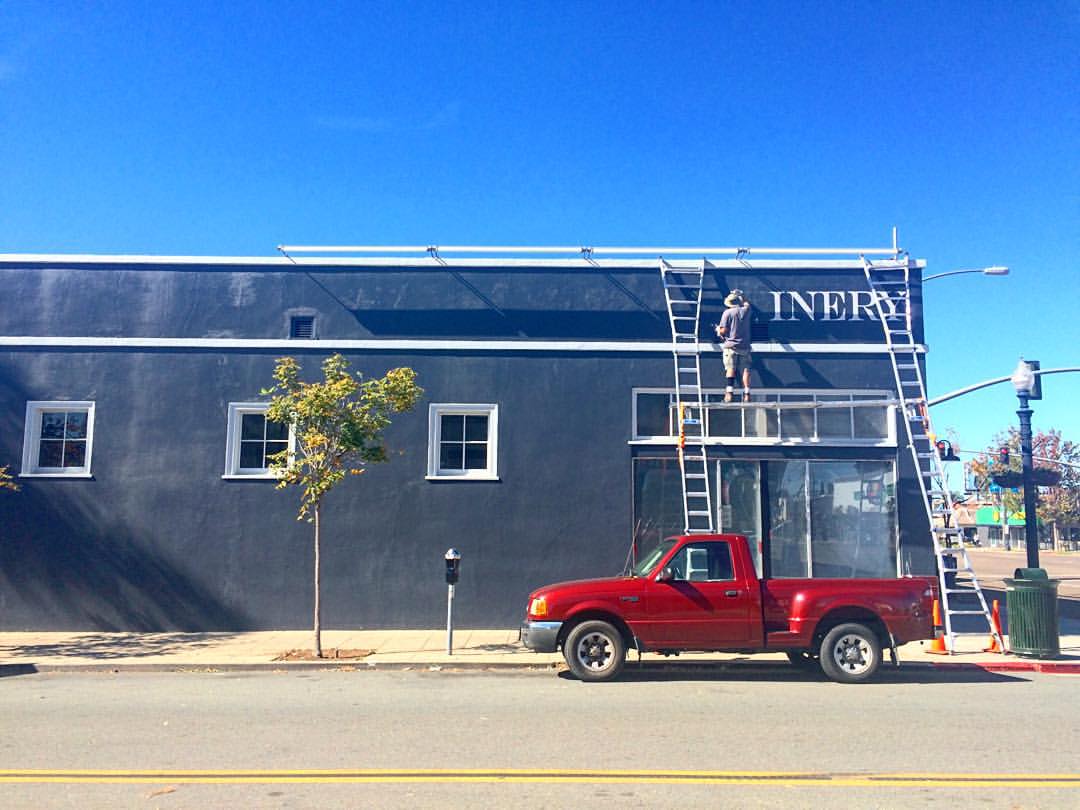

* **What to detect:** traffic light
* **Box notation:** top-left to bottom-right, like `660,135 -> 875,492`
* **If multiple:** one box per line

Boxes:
935,440 -> 959,461
999,446 -> 1009,466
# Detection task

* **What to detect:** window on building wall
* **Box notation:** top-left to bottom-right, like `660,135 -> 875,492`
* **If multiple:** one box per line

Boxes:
21,401 -> 95,477
768,460 -> 897,579
632,457 -> 690,559
632,389 -> 894,444
632,455 -> 897,580
427,404 -> 498,480
224,403 -> 293,478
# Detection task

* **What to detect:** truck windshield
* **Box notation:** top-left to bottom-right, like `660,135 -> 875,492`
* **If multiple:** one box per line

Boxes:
631,539 -> 677,577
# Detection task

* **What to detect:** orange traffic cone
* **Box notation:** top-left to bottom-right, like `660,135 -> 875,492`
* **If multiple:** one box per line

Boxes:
983,599 -> 1004,653
927,598 -> 949,655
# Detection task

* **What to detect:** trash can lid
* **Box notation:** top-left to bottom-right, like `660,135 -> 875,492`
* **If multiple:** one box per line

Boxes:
1014,567 -> 1049,580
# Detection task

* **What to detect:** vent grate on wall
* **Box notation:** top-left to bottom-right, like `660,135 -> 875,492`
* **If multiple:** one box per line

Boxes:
289,315 -> 315,339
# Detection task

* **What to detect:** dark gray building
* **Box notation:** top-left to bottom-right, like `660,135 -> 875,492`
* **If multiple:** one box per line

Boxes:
0,247 -> 932,631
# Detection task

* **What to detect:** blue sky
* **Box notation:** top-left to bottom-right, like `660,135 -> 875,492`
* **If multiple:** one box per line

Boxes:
1,1 -> 1077,458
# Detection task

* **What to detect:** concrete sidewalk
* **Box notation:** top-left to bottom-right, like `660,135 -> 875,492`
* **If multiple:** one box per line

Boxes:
1,629 -> 1078,674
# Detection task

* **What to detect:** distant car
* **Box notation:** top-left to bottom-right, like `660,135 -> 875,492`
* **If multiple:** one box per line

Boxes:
521,533 -> 937,683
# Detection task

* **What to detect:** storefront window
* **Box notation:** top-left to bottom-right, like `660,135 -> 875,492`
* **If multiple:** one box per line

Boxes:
767,461 -> 809,578
718,460 -> 762,576
633,456 -> 898,580
809,461 -> 896,578
632,457 -> 691,563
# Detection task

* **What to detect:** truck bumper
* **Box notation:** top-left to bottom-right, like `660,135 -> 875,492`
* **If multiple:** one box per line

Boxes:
520,620 -> 562,652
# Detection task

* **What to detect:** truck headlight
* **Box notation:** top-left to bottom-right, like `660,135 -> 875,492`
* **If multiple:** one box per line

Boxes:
529,596 -> 548,617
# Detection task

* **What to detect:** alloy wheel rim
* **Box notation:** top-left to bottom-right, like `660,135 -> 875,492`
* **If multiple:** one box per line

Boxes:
577,632 -> 613,671
832,634 -> 872,674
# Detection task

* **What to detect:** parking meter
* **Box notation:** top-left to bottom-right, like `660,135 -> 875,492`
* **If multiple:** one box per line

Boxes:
445,548 -> 461,584
444,548 -> 461,653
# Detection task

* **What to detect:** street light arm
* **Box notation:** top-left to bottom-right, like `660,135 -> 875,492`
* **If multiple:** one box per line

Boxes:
928,367 -> 1080,406
923,266 -> 1009,282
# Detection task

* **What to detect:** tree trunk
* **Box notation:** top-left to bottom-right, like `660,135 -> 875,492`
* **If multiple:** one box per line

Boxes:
313,500 -> 322,658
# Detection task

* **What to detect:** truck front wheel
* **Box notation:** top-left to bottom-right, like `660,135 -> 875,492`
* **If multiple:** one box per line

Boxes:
564,620 -> 626,682
818,623 -> 881,684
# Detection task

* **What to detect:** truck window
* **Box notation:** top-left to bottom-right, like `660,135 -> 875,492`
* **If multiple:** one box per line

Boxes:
631,538 -> 677,577
668,542 -> 734,582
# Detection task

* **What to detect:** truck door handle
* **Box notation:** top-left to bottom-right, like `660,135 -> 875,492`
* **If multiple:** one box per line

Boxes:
725,590 -> 740,598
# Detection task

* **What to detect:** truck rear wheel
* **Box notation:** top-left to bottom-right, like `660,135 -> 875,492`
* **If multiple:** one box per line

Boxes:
818,622 -> 881,684
564,620 -> 626,682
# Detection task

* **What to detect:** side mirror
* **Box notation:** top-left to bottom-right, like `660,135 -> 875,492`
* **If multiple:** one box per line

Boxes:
656,567 -> 675,583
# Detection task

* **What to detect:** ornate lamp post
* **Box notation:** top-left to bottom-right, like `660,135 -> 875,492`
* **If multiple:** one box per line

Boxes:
1011,358 -> 1040,569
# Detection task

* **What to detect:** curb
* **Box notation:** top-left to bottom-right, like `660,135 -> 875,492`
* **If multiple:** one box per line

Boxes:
926,660 -> 1080,675
2,661 -> 566,674
6,659 -> 1076,675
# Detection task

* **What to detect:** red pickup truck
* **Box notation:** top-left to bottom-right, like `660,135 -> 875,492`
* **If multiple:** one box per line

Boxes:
521,533 -> 937,683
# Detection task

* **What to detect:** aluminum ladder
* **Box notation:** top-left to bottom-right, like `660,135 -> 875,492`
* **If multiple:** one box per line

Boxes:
660,258 -> 714,533
863,259 -> 1003,653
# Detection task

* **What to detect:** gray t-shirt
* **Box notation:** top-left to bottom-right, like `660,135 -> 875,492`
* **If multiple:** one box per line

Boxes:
719,303 -> 752,351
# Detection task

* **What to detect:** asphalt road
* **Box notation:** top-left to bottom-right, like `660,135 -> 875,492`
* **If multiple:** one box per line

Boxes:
1,667 -> 1077,809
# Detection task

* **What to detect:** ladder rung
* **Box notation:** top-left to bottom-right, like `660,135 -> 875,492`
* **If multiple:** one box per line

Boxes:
946,610 -> 990,616
685,473 -> 707,479
687,510 -> 712,516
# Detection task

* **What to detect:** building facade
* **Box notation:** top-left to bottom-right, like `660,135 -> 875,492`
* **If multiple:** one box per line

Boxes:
0,250 -> 933,630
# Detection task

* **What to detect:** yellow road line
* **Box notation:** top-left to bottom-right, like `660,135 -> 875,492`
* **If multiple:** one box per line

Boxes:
0,769 -> 1077,787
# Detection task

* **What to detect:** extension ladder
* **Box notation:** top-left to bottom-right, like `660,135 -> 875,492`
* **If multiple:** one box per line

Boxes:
863,259 -> 1004,653
660,258 -> 714,533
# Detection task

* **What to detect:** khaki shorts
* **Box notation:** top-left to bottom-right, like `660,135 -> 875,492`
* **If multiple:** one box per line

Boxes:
723,347 -> 751,377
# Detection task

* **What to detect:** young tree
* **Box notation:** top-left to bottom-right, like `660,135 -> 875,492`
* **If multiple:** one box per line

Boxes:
0,465 -> 18,492
263,354 -> 422,656
969,428 -> 1080,546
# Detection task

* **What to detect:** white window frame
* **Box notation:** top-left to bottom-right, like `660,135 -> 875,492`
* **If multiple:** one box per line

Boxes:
20,400 -> 96,478
426,403 -> 499,481
223,402 -> 295,479
630,387 -> 896,447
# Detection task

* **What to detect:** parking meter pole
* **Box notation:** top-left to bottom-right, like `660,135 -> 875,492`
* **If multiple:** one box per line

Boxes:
444,548 -> 461,656
446,583 -> 455,655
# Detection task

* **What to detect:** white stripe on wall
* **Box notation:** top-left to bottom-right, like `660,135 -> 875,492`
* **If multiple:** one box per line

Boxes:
0,336 -> 925,354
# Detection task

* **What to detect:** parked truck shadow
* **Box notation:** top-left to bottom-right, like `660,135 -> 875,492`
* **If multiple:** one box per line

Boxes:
559,662 -> 1030,684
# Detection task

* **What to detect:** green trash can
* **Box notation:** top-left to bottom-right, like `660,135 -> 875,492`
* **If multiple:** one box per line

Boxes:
1004,568 -> 1061,658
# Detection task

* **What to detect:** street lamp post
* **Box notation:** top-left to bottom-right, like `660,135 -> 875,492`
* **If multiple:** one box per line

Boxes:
1011,359 -> 1040,569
